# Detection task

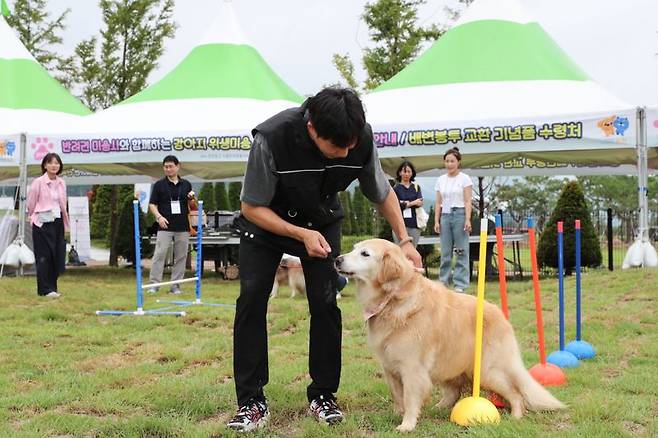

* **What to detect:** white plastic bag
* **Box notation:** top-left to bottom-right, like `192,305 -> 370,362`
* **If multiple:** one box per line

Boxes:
19,243 -> 35,265
0,242 -> 21,267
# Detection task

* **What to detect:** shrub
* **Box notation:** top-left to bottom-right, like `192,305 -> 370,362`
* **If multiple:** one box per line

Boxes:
537,181 -> 602,273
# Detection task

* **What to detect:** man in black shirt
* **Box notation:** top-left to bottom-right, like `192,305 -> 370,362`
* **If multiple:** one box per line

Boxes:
148,155 -> 194,294
226,88 -> 422,432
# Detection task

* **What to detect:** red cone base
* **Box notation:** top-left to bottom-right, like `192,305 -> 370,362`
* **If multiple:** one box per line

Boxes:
529,362 -> 567,386
488,392 -> 506,408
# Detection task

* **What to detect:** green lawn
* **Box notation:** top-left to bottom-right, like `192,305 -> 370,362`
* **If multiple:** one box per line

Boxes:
0,266 -> 656,437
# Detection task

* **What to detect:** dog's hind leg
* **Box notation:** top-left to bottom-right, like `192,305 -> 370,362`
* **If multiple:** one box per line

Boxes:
482,369 -> 525,419
383,369 -> 404,414
436,380 -> 461,409
397,368 -> 432,432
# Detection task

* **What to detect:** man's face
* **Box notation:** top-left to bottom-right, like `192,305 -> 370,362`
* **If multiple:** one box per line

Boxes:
163,161 -> 179,178
307,121 -> 356,159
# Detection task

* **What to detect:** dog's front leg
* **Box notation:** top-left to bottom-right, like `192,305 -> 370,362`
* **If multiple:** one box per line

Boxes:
396,368 -> 431,432
270,279 -> 279,298
383,369 -> 404,414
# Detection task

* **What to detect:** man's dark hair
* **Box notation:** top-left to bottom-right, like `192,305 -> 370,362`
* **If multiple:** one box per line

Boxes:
306,87 -> 365,148
395,160 -> 417,182
40,153 -> 63,175
162,155 -> 179,166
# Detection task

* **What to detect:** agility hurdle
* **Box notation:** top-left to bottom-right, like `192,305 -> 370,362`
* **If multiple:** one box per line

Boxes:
527,218 -> 566,386
96,200 -> 187,317
156,200 -> 235,309
547,221 -> 580,368
450,218 -> 500,426
565,220 -> 596,359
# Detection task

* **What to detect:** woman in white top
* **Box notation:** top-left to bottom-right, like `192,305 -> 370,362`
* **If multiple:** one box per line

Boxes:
434,147 -> 472,292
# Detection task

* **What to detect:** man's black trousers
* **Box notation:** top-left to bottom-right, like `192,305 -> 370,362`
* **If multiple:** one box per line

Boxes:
233,220 -> 342,406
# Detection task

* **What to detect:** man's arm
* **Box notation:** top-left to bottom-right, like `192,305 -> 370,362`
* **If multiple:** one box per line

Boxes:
375,188 -> 422,268
149,203 -> 168,229
241,202 -> 332,258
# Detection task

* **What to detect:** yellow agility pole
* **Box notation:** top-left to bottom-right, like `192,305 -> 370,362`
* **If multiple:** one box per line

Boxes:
450,218 -> 501,426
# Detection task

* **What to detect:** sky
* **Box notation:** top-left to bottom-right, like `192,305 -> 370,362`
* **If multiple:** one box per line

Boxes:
32,0 -> 658,105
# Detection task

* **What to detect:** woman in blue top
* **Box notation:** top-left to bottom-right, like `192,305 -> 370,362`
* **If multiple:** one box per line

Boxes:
393,160 -> 423,247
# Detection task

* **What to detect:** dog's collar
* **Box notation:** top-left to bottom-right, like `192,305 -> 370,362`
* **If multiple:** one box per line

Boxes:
363,294 -> 394,322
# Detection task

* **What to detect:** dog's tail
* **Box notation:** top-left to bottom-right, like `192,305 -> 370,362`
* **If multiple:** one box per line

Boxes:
514,363 -> 566,412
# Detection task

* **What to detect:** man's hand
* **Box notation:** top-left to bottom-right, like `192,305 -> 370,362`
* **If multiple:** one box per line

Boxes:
400,241 -> 422,268
434,221 -> 440,234
300,229 -> 332,258
157,216 -> 169,229
464,219 -> 472,234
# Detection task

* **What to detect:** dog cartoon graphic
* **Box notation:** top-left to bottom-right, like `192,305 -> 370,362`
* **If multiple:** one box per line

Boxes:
613,117 -> 629,136
597,115 -> 616,137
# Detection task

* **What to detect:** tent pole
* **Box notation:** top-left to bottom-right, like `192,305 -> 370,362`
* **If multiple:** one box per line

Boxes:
17,134 -> 28,276
637,107 -> 648,242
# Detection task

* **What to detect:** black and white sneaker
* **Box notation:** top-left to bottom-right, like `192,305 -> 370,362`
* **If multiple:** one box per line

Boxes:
309,395 -> 343,425
226,399 -> 269,432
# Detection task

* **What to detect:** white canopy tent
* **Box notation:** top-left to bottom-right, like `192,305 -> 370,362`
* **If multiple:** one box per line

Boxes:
29,0 -> 302,182
362,0 -> 648,177
362,0 -> 656,267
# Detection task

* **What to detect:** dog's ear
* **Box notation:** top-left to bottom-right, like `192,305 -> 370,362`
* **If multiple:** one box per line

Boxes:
377,249 -> 403,285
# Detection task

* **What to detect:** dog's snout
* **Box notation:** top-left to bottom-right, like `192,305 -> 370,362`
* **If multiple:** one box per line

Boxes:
335,256 -> 344,268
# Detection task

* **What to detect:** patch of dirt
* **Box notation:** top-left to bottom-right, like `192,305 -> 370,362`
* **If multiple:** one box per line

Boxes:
14,379 -> 39,392
74,342 -> 161,372
216,375 -> 233,384
198,411 -> 232,427
176,359 -> 213,376
622,420 -> 646,435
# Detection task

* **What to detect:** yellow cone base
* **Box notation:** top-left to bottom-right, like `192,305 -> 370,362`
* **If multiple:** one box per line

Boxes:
450,396 -> 501,426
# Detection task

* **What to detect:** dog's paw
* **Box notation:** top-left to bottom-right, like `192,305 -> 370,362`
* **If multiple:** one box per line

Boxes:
396,423 -> 415,432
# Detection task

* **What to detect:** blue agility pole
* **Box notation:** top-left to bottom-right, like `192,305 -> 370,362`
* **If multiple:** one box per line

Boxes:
157,200 -> 235,309
96,200 -> 186,317
566,219 -> 596,359
547,221 -> 579,368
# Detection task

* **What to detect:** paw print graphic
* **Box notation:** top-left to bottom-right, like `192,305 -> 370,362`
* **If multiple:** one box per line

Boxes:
654,120 -> 658,128
32,137 -> 55,161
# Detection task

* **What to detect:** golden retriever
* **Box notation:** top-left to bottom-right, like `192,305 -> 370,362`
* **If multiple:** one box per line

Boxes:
270,254 -> 306,298
335,239 -> 565,432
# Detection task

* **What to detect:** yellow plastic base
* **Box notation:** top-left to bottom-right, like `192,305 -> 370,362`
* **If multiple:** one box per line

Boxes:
450,396 -> 501,426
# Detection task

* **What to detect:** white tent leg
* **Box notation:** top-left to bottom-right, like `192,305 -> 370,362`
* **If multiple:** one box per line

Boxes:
17,134 -> 28,276
623,107 -> 658,268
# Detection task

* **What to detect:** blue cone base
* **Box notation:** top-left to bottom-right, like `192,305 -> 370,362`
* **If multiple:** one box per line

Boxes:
565,340 -> 596,359
547,350 -> 580,368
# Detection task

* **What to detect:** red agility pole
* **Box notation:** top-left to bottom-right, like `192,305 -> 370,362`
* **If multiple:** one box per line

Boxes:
494,214 -> 509,319
488,214 -> 510,408
527,218 -> 566,387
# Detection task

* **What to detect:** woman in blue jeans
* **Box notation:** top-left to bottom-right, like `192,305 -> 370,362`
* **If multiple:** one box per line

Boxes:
434,147 -> 472,292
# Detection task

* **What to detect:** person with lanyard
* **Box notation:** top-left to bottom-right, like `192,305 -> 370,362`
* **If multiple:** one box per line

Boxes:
226,87 -> 422,432
392,160 -> 423,247
434,147 -> 473,292
147,155 -> 195,294
26,153 -> 69,298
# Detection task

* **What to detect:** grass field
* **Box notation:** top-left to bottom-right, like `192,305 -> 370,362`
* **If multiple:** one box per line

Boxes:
0,266 -> 656,437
